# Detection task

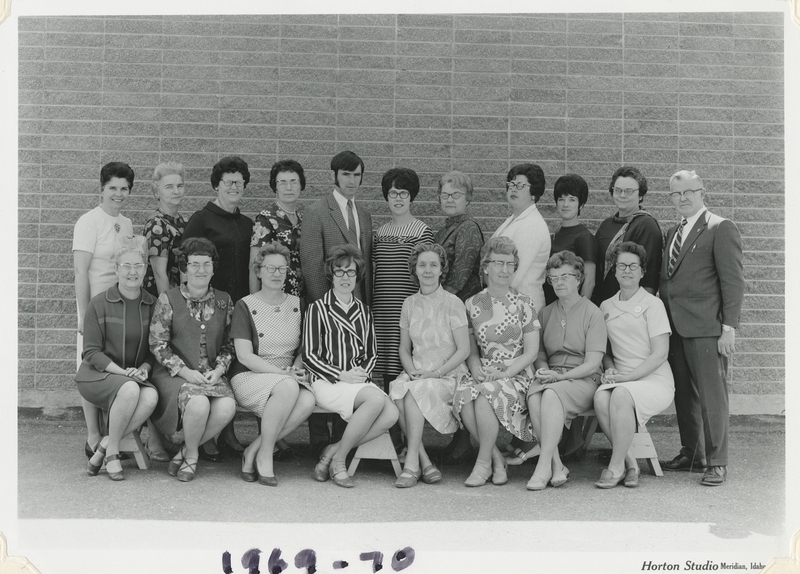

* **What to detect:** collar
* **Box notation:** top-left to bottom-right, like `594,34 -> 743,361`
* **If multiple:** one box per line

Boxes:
512,203 -> 539,221
105,284 -> 155,305
332,189 -> 356,210
205,201 -> 241,219
156,208 -> 184,224
180,284 -> 215,302
681,207 -> 707,230
419,284 -> 444,298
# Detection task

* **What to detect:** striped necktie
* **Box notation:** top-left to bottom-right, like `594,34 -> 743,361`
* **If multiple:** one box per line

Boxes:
346,199 -> 359,246
668,218 -> 687,275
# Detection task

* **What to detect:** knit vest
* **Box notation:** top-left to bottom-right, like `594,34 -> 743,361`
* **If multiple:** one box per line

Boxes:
165,287 -> 229,369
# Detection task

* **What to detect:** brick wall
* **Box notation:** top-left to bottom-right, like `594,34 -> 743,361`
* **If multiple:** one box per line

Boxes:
18,13 -> 784,412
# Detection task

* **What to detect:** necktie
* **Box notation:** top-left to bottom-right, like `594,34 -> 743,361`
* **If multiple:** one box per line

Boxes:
668,218 -> 687,275
346,199 -> 359,246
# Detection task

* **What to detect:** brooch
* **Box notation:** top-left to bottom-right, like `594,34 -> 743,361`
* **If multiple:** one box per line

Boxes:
114,223 -> 120,233
634,306 -> 642,313
216,299 -> 228,310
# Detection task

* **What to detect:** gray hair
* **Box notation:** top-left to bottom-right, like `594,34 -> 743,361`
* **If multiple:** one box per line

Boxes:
669,169 -> 704,189
114,235 -> 148,264
152,161 -> 185,197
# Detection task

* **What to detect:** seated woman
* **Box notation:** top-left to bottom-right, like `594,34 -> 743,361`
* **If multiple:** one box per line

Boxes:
526,251 -> 607,491
78,236 -> 158,481
231,242 -> 316,486
148,237 -> 237,482
389,243 -> 470,488
594,242 -> 674,489
303,245 -> 399,488
452,236 -> 539,487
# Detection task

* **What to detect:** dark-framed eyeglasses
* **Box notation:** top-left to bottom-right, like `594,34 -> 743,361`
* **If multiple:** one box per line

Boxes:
333,269 -> 358,278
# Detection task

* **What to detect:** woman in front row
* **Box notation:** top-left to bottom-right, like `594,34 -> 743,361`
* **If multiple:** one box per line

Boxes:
303,245 -> 399,488
452,236 -> 539,487
526,251 -> 607,491
149,238 -> 237,482
594,242 -> 674,488
389,244 -> 470,488
78,236 -> 158,481
231,242 -> 316,486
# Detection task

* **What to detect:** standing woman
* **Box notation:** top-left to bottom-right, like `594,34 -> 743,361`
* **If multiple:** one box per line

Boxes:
433,170 -> 484,464
592,166 -> 662,305
79,236 -> 158,481
183,156 -> 254,456
543,174 -> 598,305
250,159 -> 305,298
372,167 -> 435,389
73,162 -> 136,458
492,163 -> 551,315
148,238 -> 237,482
304,245 -> 399,488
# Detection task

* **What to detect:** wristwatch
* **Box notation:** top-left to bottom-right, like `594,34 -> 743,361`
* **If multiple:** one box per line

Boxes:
722,324 -> 734,332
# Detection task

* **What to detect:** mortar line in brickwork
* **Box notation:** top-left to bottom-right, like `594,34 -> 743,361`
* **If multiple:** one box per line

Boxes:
621,13 -> 626,166
450,15 -> 455,171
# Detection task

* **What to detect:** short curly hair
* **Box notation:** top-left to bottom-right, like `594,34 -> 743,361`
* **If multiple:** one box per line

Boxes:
611,241 -> 648,274
479,236 -> 520,284
211,156 -> 250,190
437,170 -> 474,202
546,250 -> 585,283
152,161 -> 185,199
252,241 -> 291,275
269,159 -> 305,193
609,165 -> 648,204
113,235 -> 148,265
407,243 -> 449,286
178,237 -> 219,273
324,244 -> 366,284
101,161 -> 135,189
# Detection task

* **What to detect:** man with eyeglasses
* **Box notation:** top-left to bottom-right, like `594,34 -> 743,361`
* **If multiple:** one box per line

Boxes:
658,170 -> 744,487
300,150 -> 373,458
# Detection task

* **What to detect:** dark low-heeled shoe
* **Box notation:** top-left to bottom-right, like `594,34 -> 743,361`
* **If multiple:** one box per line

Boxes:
218,438 -> 245,458
314,444 -> 336,482
105,454 -> 125,481
84,440 -> 97,459
168,446 -> 185,477
87,443 -> 107,476
199,444 -> 226,463
241,454 -> 257,483
273,446 -> 297,462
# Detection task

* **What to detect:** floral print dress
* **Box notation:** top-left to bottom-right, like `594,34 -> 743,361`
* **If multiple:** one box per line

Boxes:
143,209 -> 187,296
251,203 -> 303,297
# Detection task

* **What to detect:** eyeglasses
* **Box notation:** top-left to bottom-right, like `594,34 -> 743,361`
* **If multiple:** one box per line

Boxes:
276,179 -> 300,189
613,187 -> 639,197
118,263 -> 145,272
220,179 -> 244,189
440,191 -> 465,201
615,262 -> 641,272
487,260 -> 517,271
506,181 -> 531,191
261,265 -> 288,275
669,188 -> 704,200
333,269 -> 358,278
388,190 -> 410,200
546,272 -> 579,285
186,262 -> 214,271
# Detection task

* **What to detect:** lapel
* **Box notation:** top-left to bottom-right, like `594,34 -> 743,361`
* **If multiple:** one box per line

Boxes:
495,204 -> 536,236
326,193 -> 358,247
671,211 -> 708,276
327,292 -> 362,339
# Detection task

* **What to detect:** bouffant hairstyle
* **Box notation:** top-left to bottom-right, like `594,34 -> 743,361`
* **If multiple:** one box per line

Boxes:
269,159 -> 306,193
545,250 -> 585,283
479,236 -> 520,284
177,237 -> 219,273
507,163 -> 546,202
381,167 -> 421,201
553,173 -> 589,214
609,165 -> 648,204
113,235 -> 148,265
151,161 -> 185,198
211,156 -> 250,189
611,241 -> 648,274
437,170 -> 474,202
252,241 -> 291,275
324,244 -> 366,284
407,243 -> 449,286
101,161 -> 135,189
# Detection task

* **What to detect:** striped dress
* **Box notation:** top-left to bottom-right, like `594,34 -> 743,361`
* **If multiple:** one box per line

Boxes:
372,219 -> 435,381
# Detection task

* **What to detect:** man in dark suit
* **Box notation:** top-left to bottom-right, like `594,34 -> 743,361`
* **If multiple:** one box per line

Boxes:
658,170 -> 744,486
300,150 -> 373,456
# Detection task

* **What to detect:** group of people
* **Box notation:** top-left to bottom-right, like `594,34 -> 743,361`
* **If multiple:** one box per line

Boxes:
72,151 -> 744,491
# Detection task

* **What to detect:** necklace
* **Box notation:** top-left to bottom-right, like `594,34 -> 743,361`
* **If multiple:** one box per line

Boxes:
256,291 -> 287,312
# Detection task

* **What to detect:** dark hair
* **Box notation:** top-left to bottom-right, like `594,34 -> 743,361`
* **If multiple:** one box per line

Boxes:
438,170 -> 474,202
408,243 -> 448,286
211,156 -> 250,189
101,162 -> 135,189
178,237 -> 219,272
609,166 -> 648,203
381,167 -> 420,201
553,174 -> 589,215
269,159 -> 306,193
324,244 -> 366,284
611,241 -> 648,274
252,241 -> 291,275
507,163 -> 545,202
546,250 -> 585,283
330,150 -> 365,186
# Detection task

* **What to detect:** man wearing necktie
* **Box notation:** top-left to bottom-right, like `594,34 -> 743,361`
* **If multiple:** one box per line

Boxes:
300,150 -> 373,456
658,170 -> 744,486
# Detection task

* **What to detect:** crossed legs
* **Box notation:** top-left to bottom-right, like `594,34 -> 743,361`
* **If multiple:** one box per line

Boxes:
527,389 -> 567,486
394,392 -> 434,474
594,386 -> 638,477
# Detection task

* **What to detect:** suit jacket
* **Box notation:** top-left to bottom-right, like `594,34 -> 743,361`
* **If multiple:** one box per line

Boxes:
659,209 -> 744,338
299,192 -> 373,305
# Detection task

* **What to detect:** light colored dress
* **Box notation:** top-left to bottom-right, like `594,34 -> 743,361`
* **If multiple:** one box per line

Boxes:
230,294 -> 310,415
597,287 -> 675,426
452,288 -> 538,442
389,286 -> 469,434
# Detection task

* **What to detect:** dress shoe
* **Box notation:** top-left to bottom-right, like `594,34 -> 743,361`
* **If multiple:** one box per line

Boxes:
330,461 -> 354,488
700,465 -> 727,486
218,437 -> 245,457
661,453 -> 707,472
624,467 -> 640,488
84,440 -> 98,459
199,444 -> 226,463
595,469 -> 625,489
313,444 -> 335,482
506,446 -> 539,466
491,453 -> 508,485
526,474 -> 549,491
241,454 -> 257,483
105,454 -> 125,481
144,446 -> 171,463
87,443 -> 107,477
394,467 -> 420,488
550,465 -> 570,488
420,464 -> 442,484
464,460 -> 492,487
168,446 -> 186,477
273,446 -> 297,462
176,458 -> 198,482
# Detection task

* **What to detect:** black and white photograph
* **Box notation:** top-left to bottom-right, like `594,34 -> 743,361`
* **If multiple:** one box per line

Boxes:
2,0 -> 797,572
